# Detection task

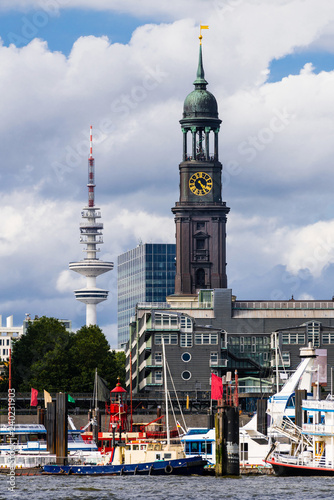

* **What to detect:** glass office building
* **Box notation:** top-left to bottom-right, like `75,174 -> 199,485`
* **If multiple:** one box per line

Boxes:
117,243 -> 176,347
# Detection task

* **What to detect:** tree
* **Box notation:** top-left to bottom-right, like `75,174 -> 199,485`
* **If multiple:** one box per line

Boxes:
11,316 -> 72,391
11,318 -> 126,394
68,325 -> 125,393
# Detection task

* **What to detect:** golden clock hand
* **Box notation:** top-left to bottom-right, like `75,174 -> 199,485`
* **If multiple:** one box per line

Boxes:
198,180 -> 206,189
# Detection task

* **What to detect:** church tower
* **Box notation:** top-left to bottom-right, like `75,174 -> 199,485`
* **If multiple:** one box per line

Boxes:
172,36 -> 230,295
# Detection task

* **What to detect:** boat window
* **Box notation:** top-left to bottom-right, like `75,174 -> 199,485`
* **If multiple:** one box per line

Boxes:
240,442 -> 248,461
190,442 -> 199,453
164,453 -> 172,459
156,454 -> 161,460
133,444 -> 139,450
202,442 -> 212,454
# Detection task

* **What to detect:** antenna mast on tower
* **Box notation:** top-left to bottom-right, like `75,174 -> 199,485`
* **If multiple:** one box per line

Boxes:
69,126 -> 114,326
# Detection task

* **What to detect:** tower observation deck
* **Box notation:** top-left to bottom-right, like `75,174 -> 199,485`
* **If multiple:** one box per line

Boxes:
69,126 -> 114,326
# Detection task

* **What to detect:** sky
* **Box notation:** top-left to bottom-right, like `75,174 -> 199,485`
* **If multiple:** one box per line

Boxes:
1,0 -> 334,348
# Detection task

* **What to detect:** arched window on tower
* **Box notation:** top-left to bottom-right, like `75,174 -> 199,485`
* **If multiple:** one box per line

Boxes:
195,268 -> 205,288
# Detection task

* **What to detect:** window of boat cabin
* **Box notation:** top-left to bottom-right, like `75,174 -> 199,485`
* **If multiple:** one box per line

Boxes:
240,442 -> 248,461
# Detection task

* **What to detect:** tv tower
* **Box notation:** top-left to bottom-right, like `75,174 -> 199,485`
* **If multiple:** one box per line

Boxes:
69,126 -> 114,326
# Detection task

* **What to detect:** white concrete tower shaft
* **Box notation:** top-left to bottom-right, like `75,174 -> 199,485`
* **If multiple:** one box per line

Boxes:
69,126 -> 114,326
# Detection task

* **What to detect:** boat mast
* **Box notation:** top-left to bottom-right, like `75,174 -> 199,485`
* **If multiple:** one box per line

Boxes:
162,338 -> 170,448
95,368 -> 98,410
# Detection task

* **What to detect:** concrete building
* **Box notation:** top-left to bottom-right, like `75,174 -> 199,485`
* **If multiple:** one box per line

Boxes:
118,243 -> 176,347
0,315 -> 23,361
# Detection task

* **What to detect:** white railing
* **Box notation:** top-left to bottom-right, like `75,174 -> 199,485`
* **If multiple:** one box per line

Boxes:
302,399 -> 334,411
303,423 -> 334,435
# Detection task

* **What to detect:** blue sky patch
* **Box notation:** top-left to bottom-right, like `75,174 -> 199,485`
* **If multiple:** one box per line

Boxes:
0,9 -> 153,54
268,51 -> 334,82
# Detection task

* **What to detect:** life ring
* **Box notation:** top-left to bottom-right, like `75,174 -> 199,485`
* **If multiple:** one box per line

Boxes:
164,464 -> 173,474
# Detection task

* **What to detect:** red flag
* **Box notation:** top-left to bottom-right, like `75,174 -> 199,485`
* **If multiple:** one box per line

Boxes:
211,373 -> 223,400
30,388 -> 38,406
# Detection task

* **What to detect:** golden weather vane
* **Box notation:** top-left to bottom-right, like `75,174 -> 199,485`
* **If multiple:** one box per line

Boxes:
199,24 -> 209,44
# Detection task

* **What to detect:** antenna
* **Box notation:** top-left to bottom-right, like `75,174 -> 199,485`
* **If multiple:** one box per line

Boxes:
88,125 -> 95,208
69,124 -> 114,326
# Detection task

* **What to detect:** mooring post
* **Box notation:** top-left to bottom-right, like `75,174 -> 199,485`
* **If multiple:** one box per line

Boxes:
56,393 -> 68,465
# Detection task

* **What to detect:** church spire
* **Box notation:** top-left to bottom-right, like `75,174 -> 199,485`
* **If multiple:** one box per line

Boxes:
193,43 -> 208,88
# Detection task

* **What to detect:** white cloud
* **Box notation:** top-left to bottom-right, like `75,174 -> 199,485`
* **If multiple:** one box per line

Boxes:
2,1 -> 334,336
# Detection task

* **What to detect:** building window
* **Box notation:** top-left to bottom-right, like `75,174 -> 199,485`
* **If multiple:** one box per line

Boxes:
155,313 -> 178,329
282,333 -> 305,344
196,222 -> 205,230
181,352 -> 191,362
210,352 -> 218,365
155,333 -> 178,345
196,239 -> 205,250
195,333 -> 218,345
181,332 -> 193,347
282,352 -> 290,367
181,370 -> 192,381
180,316 -> 192,332
195,268 -> 205,287
154,352 -> 162,365
322,333 -> 334,344
221,331 -> 227,349
154,371 -> 162,384
306,321 -> 320,347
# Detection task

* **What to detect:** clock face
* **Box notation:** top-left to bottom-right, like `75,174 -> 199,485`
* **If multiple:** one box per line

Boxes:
189,172 -> 213,196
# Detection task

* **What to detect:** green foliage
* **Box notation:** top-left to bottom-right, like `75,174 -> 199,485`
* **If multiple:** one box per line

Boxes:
11,317 -> 126,394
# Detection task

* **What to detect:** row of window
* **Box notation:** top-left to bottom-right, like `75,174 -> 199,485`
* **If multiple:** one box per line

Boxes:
154,332 -> 219,346
0,339 -> 10,346
154,370 -> 192,383
152,351 -> 219,364
281,332 -> 334,345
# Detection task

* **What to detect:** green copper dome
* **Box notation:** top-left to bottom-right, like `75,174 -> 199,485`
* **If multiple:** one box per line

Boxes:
182,44 -> 219,119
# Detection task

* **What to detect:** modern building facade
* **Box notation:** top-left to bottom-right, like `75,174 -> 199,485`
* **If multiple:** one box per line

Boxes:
126,289 -> 334,401
117,243 -> 176,347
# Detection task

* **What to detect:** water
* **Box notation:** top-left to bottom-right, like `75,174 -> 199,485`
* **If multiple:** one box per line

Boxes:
1,475 -> 334,500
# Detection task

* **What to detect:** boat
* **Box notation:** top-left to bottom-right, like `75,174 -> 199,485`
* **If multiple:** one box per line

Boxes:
238,344 -> 319,469
43,340 -> 208,476
264,394 -> 334,476
0,423 -> 100,472
43,453 -> 206,476
181,427 -> 215,468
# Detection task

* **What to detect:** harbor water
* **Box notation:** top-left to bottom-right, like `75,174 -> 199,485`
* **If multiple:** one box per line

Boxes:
1,475 -> 333,500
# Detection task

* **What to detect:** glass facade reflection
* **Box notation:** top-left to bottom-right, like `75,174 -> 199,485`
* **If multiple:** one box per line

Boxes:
117,243 -> 176,347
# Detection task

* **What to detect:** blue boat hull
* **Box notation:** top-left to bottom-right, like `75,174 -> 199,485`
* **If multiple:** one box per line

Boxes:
43,456 -> 207,476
